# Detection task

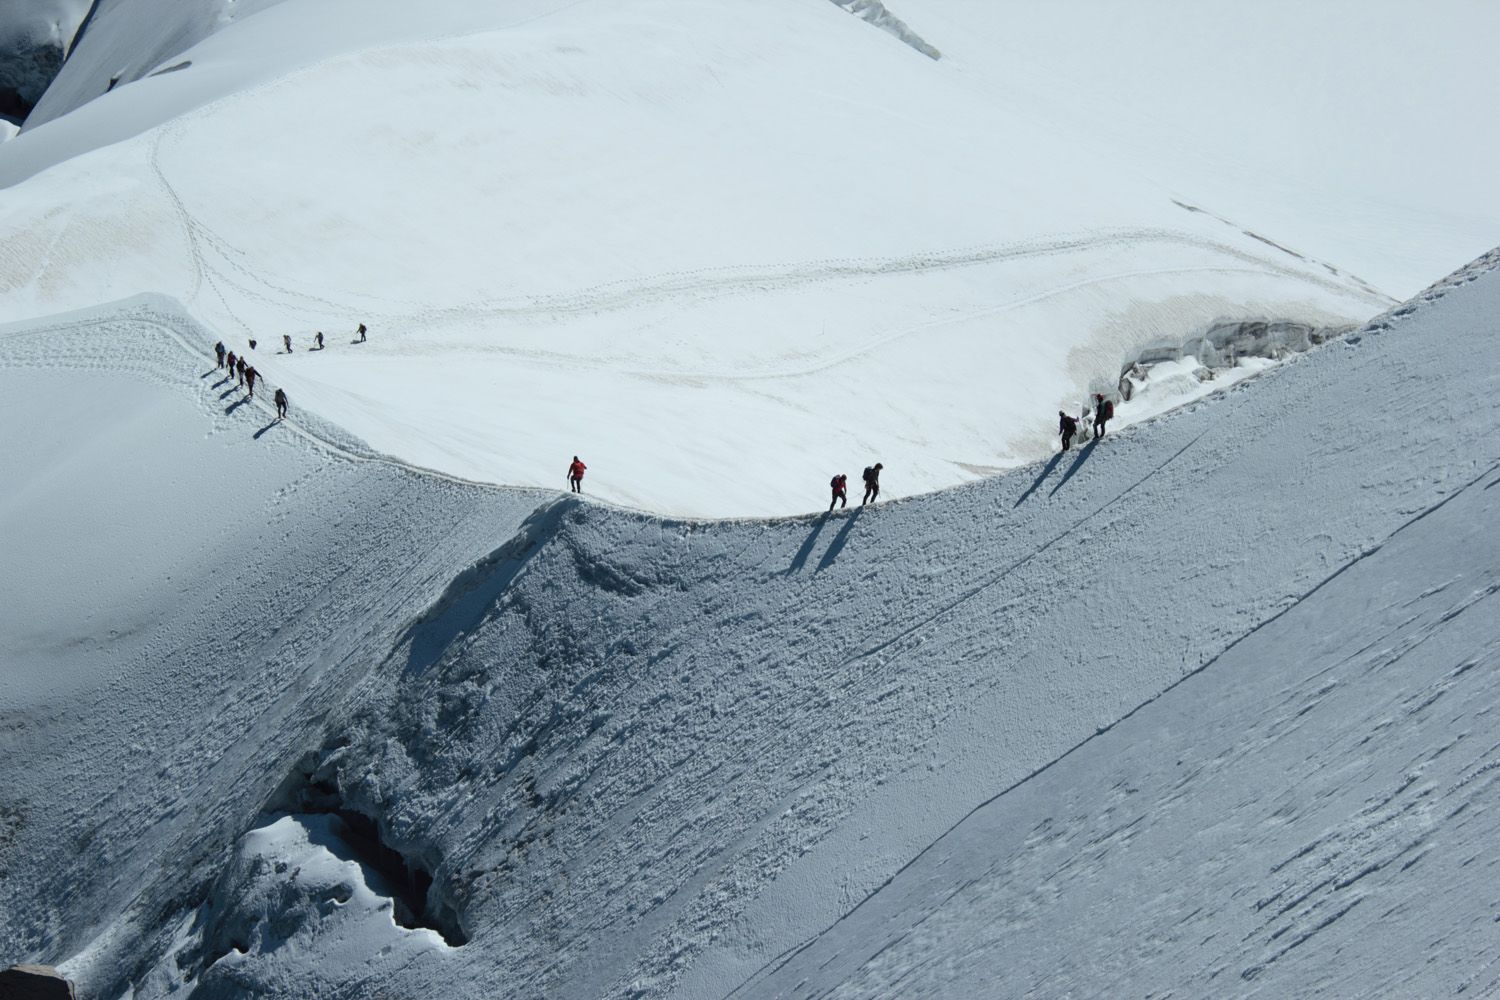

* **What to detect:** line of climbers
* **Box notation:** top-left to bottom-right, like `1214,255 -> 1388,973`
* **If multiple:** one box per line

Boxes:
212,323 -> 369,422
214,330 -> 1118,509
275,322 -> 367,354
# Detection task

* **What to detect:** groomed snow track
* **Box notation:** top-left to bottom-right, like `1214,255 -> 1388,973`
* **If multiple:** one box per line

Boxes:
1,252 -> 1498,998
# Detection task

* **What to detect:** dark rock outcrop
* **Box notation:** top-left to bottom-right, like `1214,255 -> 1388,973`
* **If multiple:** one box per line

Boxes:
0,964 -> 77,999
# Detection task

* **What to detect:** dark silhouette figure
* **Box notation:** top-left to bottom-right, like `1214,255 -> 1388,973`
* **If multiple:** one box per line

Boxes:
829,473 -> 848,511
1093,393 -> 1113,438
861,462 -> 883,505
225,350 -> 237,379
274,387 -> 288,419
244,365 -> 259,398
235,356 -> 246,387
1059,411 -> 1078,451
356,322 -> 367,343
248,338 -> 257,351
568,456 -> 586,493
214,341 -> 226,368
315,331 -> 324,350
283,334 -> 293,353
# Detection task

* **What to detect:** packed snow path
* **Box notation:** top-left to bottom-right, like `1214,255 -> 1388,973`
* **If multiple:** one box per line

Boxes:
1,252 -> 1495,997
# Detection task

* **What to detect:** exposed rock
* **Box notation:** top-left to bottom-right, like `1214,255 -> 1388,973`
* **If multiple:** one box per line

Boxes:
0,964 -> 76,999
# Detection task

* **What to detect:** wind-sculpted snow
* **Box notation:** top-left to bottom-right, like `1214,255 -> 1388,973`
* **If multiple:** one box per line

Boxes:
3,254 -> 1490,996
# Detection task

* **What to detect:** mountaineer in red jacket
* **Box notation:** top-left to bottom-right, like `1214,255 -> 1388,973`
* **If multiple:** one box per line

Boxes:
567,456 -> 587,493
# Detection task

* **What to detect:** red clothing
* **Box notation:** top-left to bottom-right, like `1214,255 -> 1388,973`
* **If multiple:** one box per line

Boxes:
569,460 -> 586,480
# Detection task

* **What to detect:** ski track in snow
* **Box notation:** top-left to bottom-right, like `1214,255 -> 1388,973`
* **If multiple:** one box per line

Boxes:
1,248 -> 1496,999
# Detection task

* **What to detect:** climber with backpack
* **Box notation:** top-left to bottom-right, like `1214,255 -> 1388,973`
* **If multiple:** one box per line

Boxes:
1059,410 -> 1078,452
861,463 -> 883,505
567,455 -> 587,493
1093,393 -> 1114,439
829,473 -> 848,511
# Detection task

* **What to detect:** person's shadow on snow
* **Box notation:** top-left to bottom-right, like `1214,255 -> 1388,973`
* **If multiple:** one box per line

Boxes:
1014,451 -> 1065,507
253,420 -> 280,439
1049,438 -> 1099,497
224,397 -> 250,415
786,513 -> 830,575
815,507 -> 862,572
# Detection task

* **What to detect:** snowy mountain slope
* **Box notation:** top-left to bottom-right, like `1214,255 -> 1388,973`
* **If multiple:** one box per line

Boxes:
747,455 -> 1500,998
0,0 -> 87,120
21,0 -> 289,130
0,0 -> 1398,516
892,0 -> 1500,300
0,298 -> 544,987
2,251 -> 1490,998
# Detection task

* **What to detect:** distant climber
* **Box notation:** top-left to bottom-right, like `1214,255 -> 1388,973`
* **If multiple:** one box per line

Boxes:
829,473 -> 848,511
274,387 -> 289,419
568,455 -> 587,493
225,350 -> 237,378
1093,393 -> 1113,438
314,331 -> 324,350
283,334 -> 293,354
235,356 -> 247,387
1059,411 -> 1078,451
861,463 -> 883,505
248,338 -> 257,351
244,365 -> 259,398
214,341 -> 226,368
356,322 -> 367,343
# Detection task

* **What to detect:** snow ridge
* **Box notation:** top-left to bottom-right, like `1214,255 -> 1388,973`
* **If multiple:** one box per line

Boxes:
828,0 -> 940,59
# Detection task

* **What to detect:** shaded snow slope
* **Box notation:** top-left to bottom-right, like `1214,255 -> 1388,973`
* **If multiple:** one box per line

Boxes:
0,0 -> 1395,516
0,298 -> 542,990
0,0 -> 87,119
749,451 -> 1500,997
21,0 -> 287,130
2,253 -> 1493,998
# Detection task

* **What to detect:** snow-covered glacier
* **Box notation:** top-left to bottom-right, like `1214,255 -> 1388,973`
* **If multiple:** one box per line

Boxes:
3,2 -> 1499,997
2,0 -> 1495,514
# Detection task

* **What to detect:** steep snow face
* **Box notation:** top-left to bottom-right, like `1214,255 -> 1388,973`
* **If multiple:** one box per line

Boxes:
0,0 -> 1396,516
0,0 -> 88,119
5,254 -> 1492,1000
0,298 -> 542,989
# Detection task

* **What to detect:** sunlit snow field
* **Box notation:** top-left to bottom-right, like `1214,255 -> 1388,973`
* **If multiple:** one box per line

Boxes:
2,3 -> 1499,999
3,0 -> 1495,514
